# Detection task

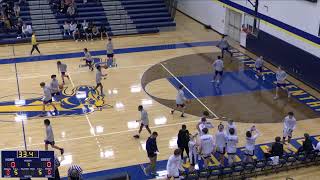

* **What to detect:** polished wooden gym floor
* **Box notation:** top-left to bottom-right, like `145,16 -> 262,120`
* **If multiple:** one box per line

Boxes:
0,12 -> 319,179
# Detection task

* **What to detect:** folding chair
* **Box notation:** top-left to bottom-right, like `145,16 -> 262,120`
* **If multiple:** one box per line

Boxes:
242,162 -> 255,178
232,162 -> 244,179
254,160 -> 266,177
198,169 -> 210,179
220,166 -> 233,179
208,166 -> 221,180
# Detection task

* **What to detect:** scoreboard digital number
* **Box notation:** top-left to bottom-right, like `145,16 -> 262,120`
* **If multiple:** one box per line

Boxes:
1,150 -> 55,178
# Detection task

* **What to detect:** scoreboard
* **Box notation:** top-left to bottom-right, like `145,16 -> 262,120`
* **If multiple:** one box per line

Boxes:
1,150 -> 55,178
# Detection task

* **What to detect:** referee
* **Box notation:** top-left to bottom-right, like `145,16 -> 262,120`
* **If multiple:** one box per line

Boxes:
68,164 -> 83,180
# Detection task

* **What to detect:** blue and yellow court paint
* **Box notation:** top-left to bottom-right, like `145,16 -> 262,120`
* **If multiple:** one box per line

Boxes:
0,86 -> 110,119
60,135 -> 320,180
168,48 -> 320,115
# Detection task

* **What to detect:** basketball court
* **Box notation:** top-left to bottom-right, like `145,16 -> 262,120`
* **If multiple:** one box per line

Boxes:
0,11 -> 319,180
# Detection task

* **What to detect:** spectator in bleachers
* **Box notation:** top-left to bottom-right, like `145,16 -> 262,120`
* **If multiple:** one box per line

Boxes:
63,21 -> 70,36
13,2 -> 19,17
85,21 -> 93,41
264,136 -> 284,160
81,19 -> 88,32
67,3 -> 75,20
99,24 -> 107,40
92,24 -> 99,39
297,133 -> 314,154
69,21 -> 77,39
22,24 -> 32,37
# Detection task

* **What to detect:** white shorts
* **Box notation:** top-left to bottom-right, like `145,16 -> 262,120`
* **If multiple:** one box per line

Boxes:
283,129 -> 293,138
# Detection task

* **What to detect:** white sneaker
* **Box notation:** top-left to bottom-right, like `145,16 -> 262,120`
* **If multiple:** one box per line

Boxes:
255,75 -> 259,79
273,96 -> 279,100
210,80 -> 215,83
288,93 -> 291,98
262,76 -> 265,81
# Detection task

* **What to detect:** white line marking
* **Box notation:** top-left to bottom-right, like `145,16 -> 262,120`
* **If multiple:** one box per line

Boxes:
0,64 -> 155,81
0,118 -> 202,150
68,73 -> 75,88
160,63 -> 219,119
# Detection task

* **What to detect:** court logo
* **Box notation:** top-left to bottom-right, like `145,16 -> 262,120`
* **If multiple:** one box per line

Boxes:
0,86 -> 111,119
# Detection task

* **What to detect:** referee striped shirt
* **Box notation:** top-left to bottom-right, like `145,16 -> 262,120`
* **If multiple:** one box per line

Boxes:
68,164 -> 83,178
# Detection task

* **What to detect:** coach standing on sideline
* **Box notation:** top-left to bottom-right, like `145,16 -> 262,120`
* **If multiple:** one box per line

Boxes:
48,156 -> 61,180
144,132 -> 159,176
177,124 -> 190,161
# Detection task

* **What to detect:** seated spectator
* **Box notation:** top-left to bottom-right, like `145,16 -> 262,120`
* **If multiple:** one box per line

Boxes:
63,21 -> 70,36
67,4 -> 75,20
69,21 -> 77,34
297,133 -> 314,154
13,3 -> 20,17
21,23 -> 30,37
85,21 -> 93,41
91,24 -> 99,39
81,19 -> 88,31
264,136 -> 284,159
99,24 -> 107,40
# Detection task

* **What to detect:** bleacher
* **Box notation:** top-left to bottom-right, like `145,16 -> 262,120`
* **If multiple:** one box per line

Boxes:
0,0 -> 176,44
0,1 -> 32,44
181,150 -> 320,179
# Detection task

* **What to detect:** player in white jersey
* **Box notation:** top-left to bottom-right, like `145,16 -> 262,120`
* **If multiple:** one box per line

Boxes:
211,56 -> 224,86
40,82 -> 58,116
274,66 -> 290,99
50,75 -> 61,102
243,125 -> 259,163
166,149 -> 184,180
199,128 -> 215,169
82,48 -> 94,71
188,134 -> 198,172
215,123 -> 226,166
254,56 -> 265,80
133,105 -> 152,139
217,35 -> 230,58
226,128 -> 238,166
43,119 -> 64,155
94,65 -> 107,96
283,112 -> 296,144
171,85 -> 188,117
57,61 -> 70,84
226,119 -> 237,136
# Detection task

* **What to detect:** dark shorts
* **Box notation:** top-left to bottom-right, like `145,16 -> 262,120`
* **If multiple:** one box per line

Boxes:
256,67 -> 263,72
86,60 -> 93,65
51,92 -> 61,97
276,82 -> 287,88
215,70 -> 223,76
43,99 -> 52,104
148,153 -> 157,158
107,53 -> 114,58
45,140 -> 55,145
176,104 -> 185,108
61,72 -> 66,76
